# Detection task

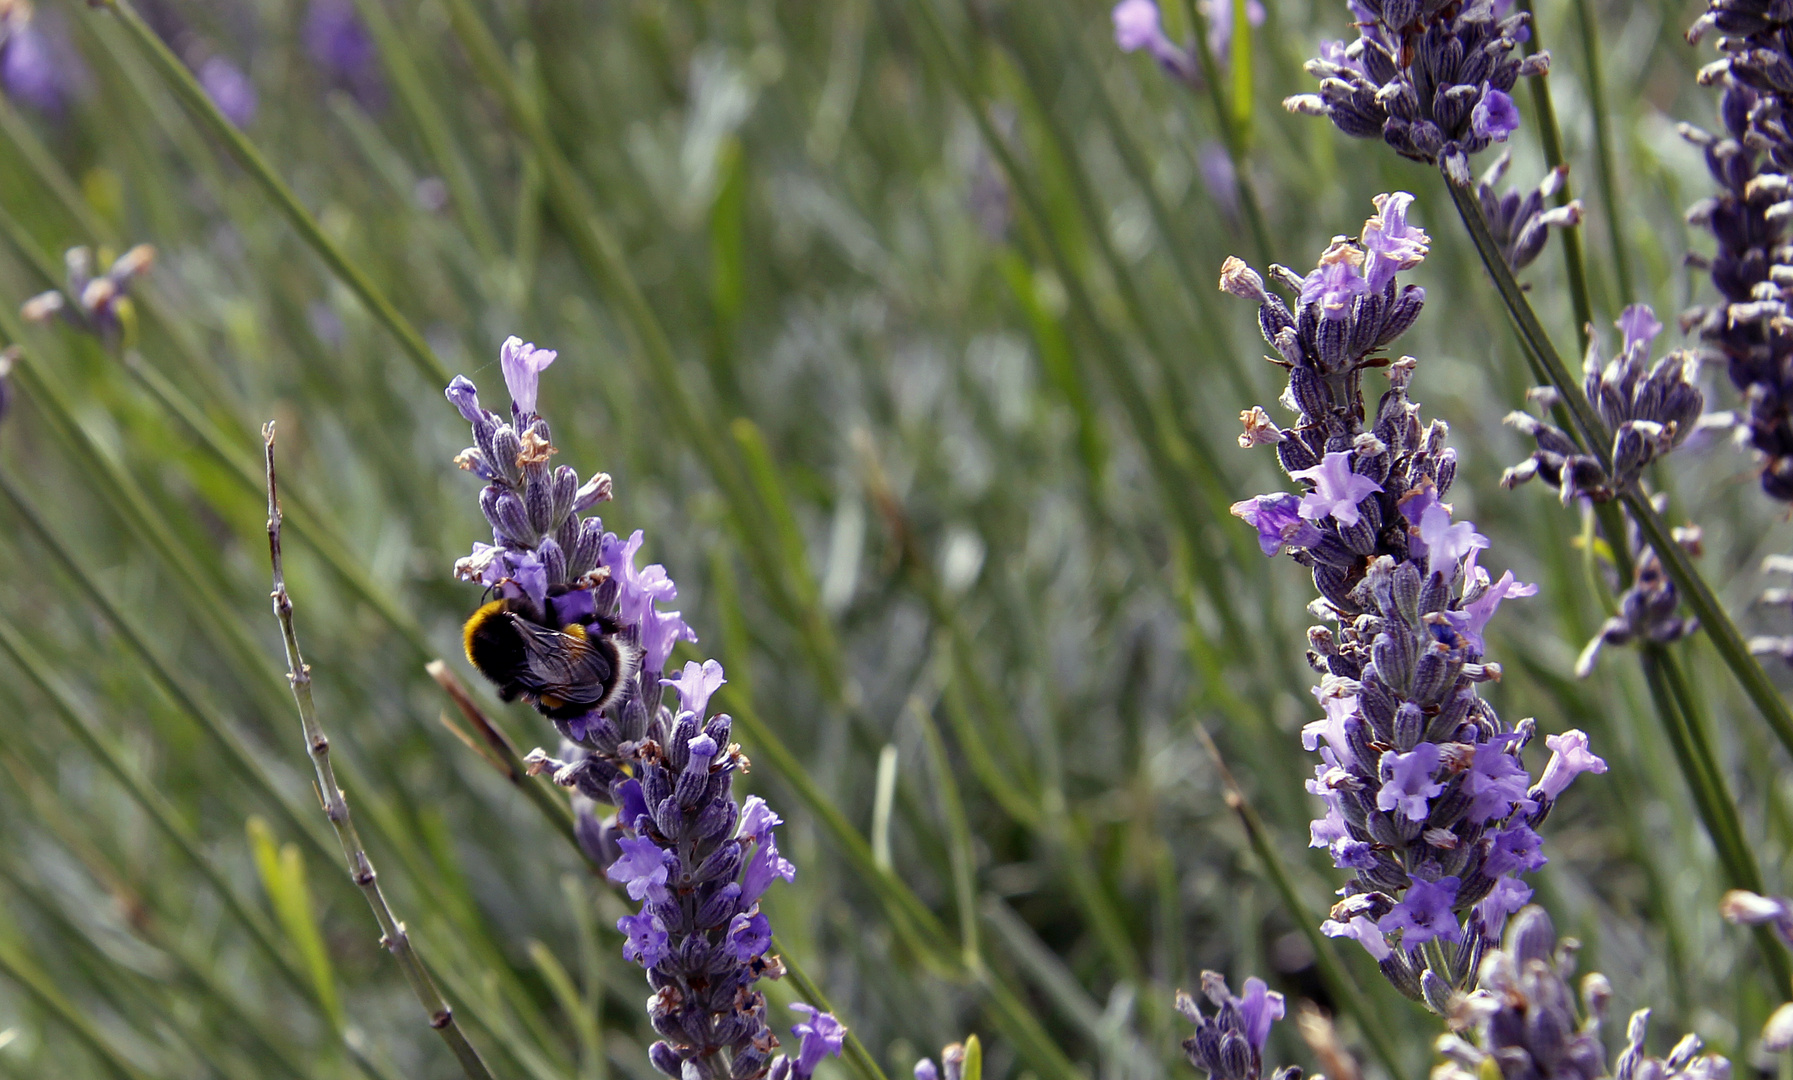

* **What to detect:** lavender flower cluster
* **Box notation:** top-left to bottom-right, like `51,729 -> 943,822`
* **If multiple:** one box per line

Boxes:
1502,305 -> 1704,504
1685,1 -> 1793,499
1435,907 -> 1730,1080
1223,195 -> 1607,1003
446,342 -> 844,1080
1284,0 -> 1545,175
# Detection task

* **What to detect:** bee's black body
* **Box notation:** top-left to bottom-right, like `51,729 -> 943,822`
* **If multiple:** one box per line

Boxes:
462,596 -> 636,720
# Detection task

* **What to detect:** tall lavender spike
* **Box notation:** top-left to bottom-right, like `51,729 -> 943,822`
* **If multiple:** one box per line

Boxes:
1222,195 -> 1608,1004
1683,5 -> 1793,499
447,340 -> 840,1080
1433,907 -> 1728,1080
1283,1 -> 1547,177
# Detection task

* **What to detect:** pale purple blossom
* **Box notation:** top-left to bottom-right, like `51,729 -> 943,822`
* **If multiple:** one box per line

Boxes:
739,795 -> 783,846
1446,556 -> 1539,653
618,909 -> 672,968
1298,245 -> 1370,318
1471,88 -> 1521,142
1418,502 -> 1489,577
499,335 -> 558,415
790,1004 -> 849,1080
741,832 -> 797,905
1483,824 -> 1548,877
1361,191 -> 1430,292
726,911 -> 772,962
1112,0 -> 1197,82
641,607 -> 697,675
1290,451 -> 1382,526
1377,742 -> 1443,821
1537,729 -> 1607,799
1301,689 -> 1359,768
1462,738 -> 1536,823
1234,976 -> 1284,1051
199,56 -> 256,127
1618,304 -> 1663,357
1475,877 -> 1534,933
606,835 -> 672,902
1322,914 -> 1392,961
1231,492 -> 1324,556
662,658 -> 727,720
1377,876 -> 1463,947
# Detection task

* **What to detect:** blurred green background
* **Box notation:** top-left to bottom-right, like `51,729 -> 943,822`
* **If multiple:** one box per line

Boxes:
0,0 -> 1786,1077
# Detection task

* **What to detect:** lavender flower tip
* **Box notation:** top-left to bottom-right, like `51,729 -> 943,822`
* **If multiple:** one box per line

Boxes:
790,1004 -> 848,1080
500,335 -> 558,415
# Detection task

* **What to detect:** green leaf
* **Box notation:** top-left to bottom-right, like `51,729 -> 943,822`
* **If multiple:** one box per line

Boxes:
248,817 -> 345,1031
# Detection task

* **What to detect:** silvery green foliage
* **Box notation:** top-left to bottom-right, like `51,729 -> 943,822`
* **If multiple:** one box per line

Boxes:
1434,907 -> 1729,1080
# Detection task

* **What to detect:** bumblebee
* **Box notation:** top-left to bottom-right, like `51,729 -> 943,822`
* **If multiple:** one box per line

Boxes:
462,596 -> 638,719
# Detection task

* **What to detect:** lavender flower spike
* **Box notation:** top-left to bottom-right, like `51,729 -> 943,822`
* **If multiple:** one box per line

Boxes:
447,342 -> 815,1080
1286,1 -> 1546,175
1223,197 -> 1600,1004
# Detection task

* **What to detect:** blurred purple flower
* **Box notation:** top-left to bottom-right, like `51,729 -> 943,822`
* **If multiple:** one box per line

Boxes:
304,0 -> 384,106
199,56 -> 256,127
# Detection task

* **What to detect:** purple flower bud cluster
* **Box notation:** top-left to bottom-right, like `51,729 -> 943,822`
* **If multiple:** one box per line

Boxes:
448,342 -> 842,1080
1683,6 -> 1793,500
20,244 -> 156,339
1222,196 -> 1608,1003
1177,974 -> 1297,1080
1474,153 -> 1583,273
1502,306 -> 1705,503
1284,0 -> 1546,174
1574,512 -> 1701,677
1434,907 -> 1728,1080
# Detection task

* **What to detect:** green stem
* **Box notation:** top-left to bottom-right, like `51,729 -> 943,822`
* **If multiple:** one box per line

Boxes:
1570,0 -> 1634,306
263,426 -> 497,1080
1193,730 -> 1406,1077
1178,0 -> 1274,266
1515,0 -> 1597,350
92,0 -> 449,386
1639,650 -> 1792,994
1447,179 -> 1793,760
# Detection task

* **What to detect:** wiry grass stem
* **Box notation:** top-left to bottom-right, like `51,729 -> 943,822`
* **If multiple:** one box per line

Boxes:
263,423 -> 497,1080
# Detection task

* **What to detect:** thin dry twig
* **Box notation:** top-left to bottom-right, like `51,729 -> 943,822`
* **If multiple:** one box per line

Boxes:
263,421 -> 497,1080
